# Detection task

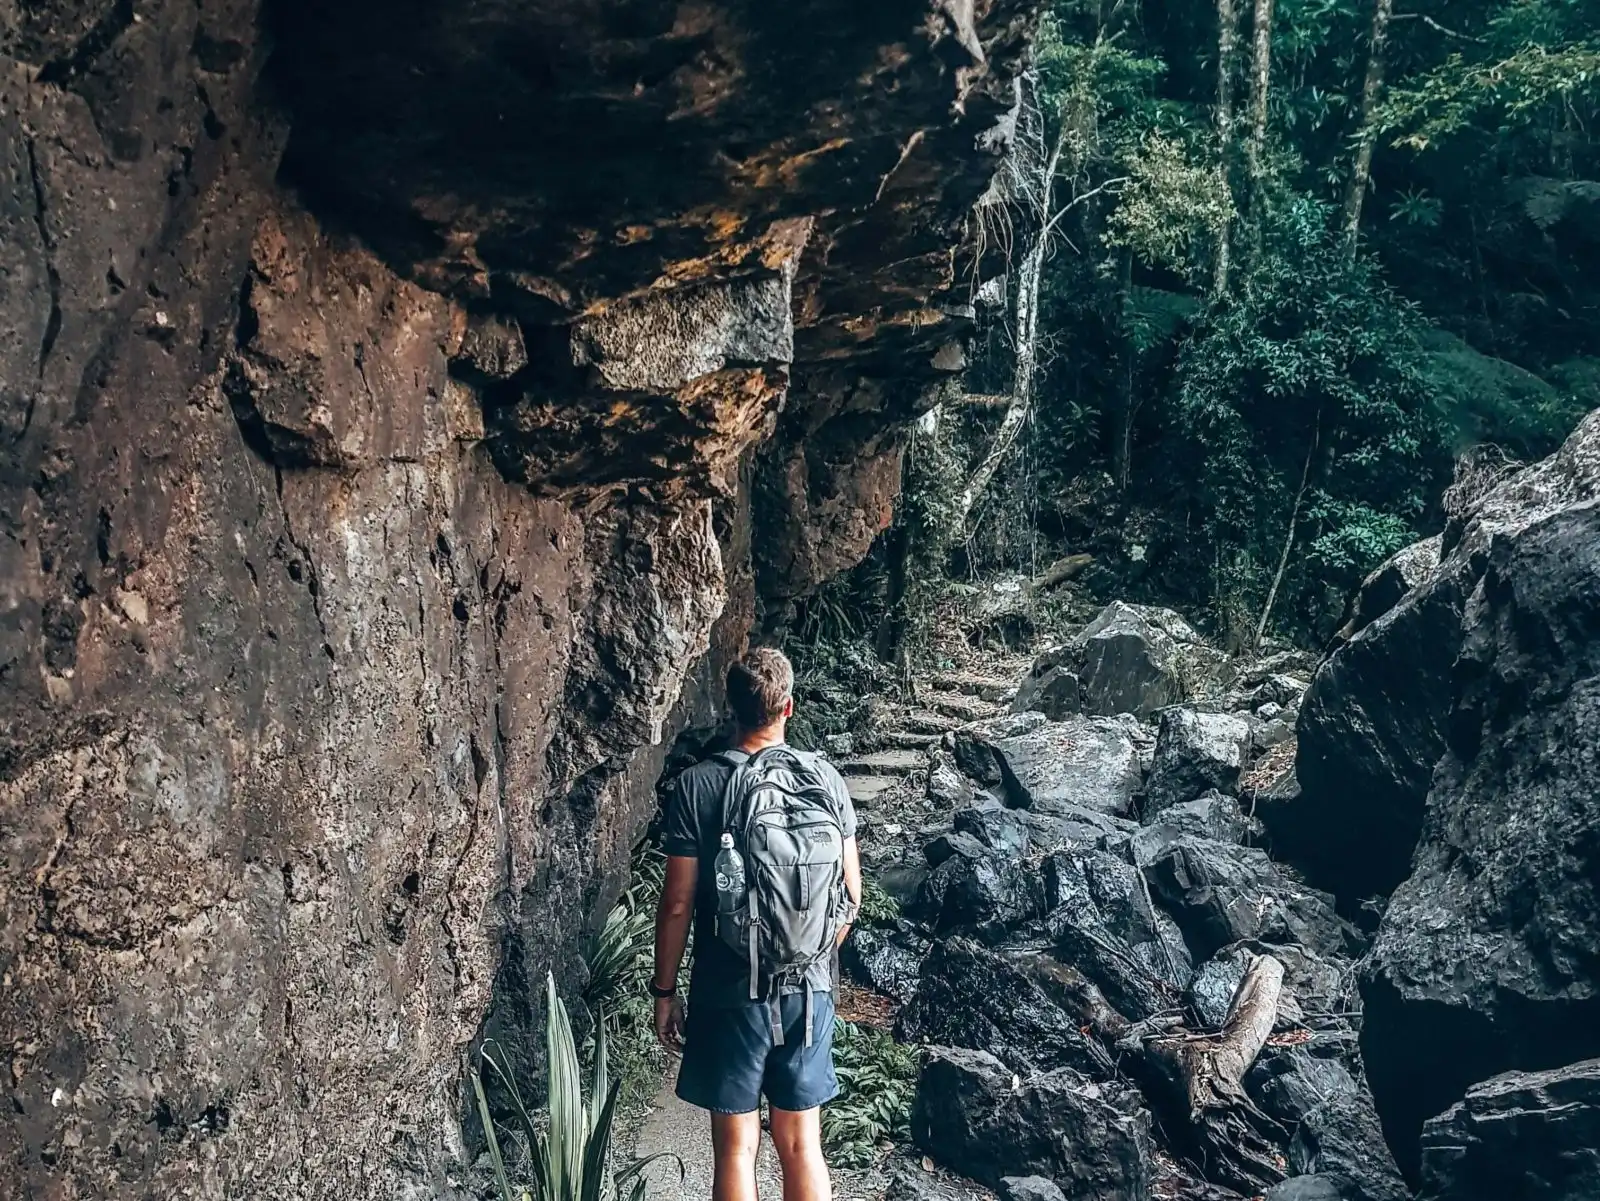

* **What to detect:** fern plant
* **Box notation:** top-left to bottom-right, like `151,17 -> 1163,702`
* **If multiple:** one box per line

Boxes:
857,878 -> 901,927
822,1019 -> 921,1168
471,974 -> 679,1201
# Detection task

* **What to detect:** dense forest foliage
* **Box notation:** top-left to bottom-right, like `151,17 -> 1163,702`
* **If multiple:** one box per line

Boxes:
813,0 -> 1600,659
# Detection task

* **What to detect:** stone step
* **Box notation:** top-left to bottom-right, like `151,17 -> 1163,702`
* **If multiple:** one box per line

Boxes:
927,671 -> 1016,703
845,775 -> 900,808
838,749 -> 927,776
883,709 -> 962,736
925,691 -> 1000,722
877,730 -> 942,750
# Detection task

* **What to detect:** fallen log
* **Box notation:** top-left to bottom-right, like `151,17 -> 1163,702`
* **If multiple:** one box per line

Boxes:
1128,952 -> 1289,1195
1028,553 -> 1094,592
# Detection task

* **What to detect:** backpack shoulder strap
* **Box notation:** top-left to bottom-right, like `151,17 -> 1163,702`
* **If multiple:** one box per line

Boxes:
716,748 -> 759,832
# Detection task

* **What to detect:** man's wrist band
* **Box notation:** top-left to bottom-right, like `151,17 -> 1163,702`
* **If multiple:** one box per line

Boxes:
648,980 -> 677,999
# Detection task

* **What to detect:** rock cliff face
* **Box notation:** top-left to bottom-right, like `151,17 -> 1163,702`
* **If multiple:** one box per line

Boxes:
0,2 -> 1033,1196
1286,412 -> 1600,1181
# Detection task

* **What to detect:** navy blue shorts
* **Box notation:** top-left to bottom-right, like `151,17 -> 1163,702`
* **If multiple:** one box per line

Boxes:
675,991 -> 839,1115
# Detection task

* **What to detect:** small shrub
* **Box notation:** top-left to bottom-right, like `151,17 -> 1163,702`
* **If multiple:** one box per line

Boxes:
582,841 -> 671,1109
822,1019 -> 921,1168
857,879 -> 900,927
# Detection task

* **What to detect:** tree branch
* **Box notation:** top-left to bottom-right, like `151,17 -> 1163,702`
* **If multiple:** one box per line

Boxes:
1391,12 -> 1486,43
1040,175 -> 1132,242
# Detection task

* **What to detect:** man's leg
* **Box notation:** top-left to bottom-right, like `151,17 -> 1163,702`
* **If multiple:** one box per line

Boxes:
769,1106 -> 830,1201
711,1110 -> 762,1201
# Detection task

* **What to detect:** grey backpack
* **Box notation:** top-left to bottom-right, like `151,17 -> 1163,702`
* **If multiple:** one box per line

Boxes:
715,746 -> 848,1042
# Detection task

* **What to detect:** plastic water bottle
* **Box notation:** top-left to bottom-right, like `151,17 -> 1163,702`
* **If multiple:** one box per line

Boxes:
714,833 -> 746,913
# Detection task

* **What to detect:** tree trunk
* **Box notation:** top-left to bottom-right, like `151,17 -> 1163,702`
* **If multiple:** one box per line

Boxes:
955,230 -> 1042,523
956,90 -> 1060,525
1341,0 -> 1395,251
1253,415 -> 1320,648
876,405 -> 943,667
1245,0 -> 1276,241
1144,953 -> 1289,1195
1213,0 -> 1241,296
1111,249 -> 1137,491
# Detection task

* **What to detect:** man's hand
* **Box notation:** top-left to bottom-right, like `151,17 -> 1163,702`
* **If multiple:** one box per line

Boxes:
654,993 -> 685,1054
836,835 -> 862,949
651,855 -> 696,1055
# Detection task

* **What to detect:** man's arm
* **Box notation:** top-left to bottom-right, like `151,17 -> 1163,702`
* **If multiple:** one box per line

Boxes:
836,835 -> 862,947
652,854 -> 698,1051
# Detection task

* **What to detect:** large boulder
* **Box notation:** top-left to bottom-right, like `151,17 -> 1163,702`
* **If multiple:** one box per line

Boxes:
991,718 -> 1144,817
1266,1180 -> 1366,1201
954,804 -> 1032,856
912,847 -> 1044,940
999,1178 -> 1069,1201
1042,849 -> 1194,1014
1248,1048 -> 1360,1128
1419,1059 -> 1600,1201
925,828 -> 993,867
898,938 -> 1111,1077
840,924 -> 928,1005
1012,601 -> 1222,721
886,1164 -> 990,1201
951,711 -> 1053,785
1288,1096 -> 1411,1201
1277,537 -> 1461,903
1142,835 -> 1354,962
1131,792 -> 1251,855
1143,710 -> 1252,813
1358,413 -> 1600,1179
928,755 -> 981,810
1022,805 -> 1139,855
1338,536 -> 1442,642
1285,413 -> 1600,908
912,1046 -> 1152,1199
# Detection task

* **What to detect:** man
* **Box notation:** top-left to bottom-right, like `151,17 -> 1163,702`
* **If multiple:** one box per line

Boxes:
652,647 -> 862,1201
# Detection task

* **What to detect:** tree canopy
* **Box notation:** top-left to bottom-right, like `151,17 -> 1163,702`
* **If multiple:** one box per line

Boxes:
858,0 -> 1600,654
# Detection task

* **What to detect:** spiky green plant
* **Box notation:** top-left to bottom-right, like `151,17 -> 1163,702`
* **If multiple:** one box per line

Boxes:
471,974 -> 679,1201
582,840 -> 673,1109
582,904 -> 653,1019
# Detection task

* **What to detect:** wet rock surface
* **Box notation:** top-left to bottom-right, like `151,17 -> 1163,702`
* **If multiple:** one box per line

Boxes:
912,1047 -> 1152,1200
999,1177 -> 1069,1201
992,717 -> 1144,816
1144,710 -> 1251,813
841,923 -> 930,1006
874,601 -> 1412,1201
1142,835 -> 1352,962
1012,602 -> 1220,721
1287,1096 -> 1410,1201
898,938 -> 1110,1076
1355,414 -> 1600,1177
1418,1058 -> 1600,1201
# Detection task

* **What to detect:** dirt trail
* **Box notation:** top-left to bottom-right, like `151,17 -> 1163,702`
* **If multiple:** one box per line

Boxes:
633,1065 -> 887,1200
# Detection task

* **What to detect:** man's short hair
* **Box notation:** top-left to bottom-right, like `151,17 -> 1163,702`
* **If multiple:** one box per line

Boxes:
726,647 -> 794,730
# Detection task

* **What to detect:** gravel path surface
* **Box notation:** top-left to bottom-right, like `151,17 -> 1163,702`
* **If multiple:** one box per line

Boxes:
632,1065 -> 784,1200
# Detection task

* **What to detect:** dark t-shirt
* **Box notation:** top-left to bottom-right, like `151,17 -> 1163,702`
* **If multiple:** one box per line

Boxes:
660,745 -> 857,1007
